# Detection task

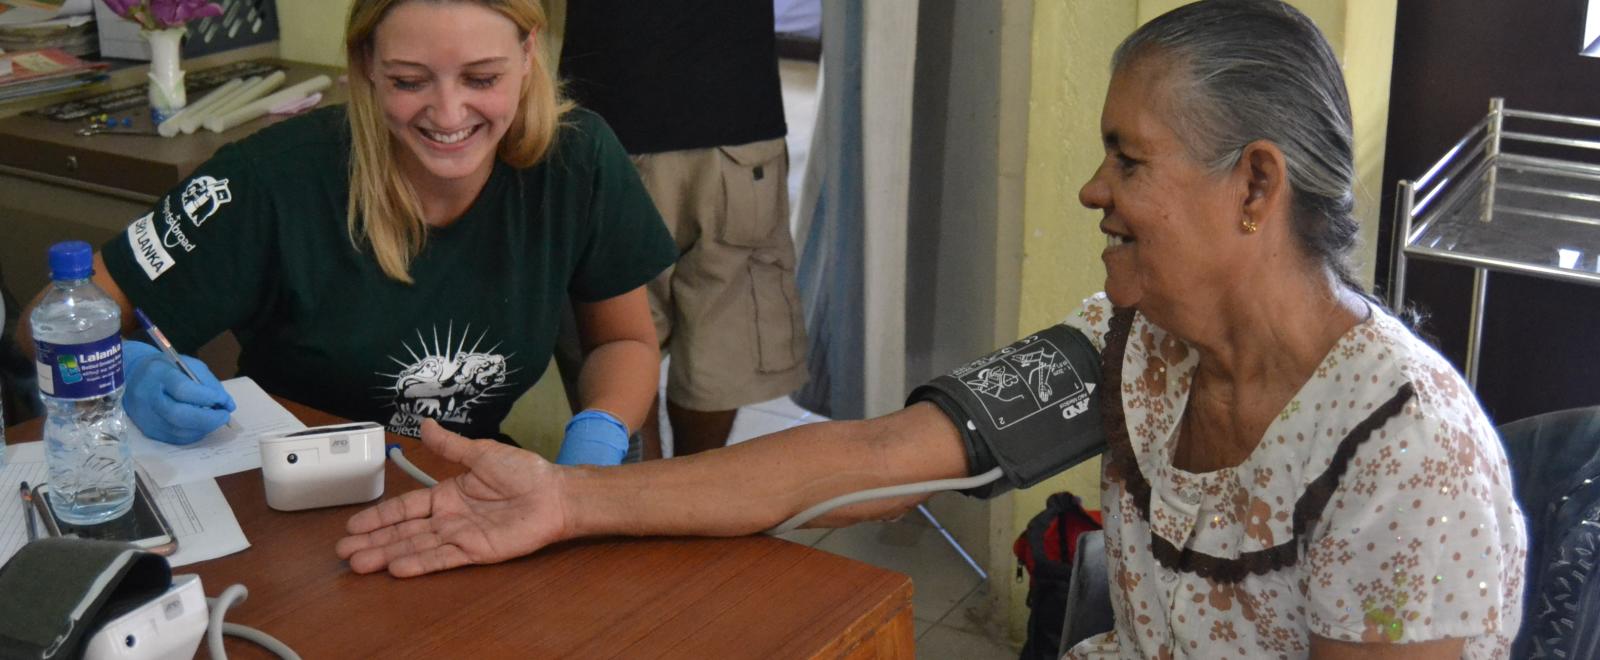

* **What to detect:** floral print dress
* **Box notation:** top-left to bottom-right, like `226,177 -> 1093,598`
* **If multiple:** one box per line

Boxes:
1062,294 -> 1527,660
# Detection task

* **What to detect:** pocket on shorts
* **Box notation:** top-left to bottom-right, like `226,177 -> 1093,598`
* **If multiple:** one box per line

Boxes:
717,140 -> 788,248
748,248 -> 806,374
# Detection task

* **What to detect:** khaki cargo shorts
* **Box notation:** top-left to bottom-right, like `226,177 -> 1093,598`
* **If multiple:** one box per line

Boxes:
634,138 -> 809,411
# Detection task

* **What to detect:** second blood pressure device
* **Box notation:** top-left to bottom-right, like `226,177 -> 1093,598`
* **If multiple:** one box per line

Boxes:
260,422 -> 386,511
769,324 -> 1109,534
83,574 -> 208,660
0,540 -> 296,660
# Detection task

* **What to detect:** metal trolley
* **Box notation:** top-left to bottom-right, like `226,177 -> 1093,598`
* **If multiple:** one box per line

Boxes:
1390,98 -> 1600,387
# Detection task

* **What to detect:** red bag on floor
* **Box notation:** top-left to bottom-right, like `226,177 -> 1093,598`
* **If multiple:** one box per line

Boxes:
1014,491 -> 1101,660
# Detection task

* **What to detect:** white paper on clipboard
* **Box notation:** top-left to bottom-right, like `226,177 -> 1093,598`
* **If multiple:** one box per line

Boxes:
0,442 -> 250,568
129,376 -> 306,488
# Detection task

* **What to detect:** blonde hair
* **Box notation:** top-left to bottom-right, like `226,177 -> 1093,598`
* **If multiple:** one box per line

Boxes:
344,0 -> 571,283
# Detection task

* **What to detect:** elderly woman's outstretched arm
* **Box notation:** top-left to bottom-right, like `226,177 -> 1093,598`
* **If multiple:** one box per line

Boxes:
337,404 -> 968,577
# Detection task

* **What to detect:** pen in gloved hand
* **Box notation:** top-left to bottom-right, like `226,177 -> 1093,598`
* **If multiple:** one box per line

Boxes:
134,308 -> 205,384
133,308 -> 235,424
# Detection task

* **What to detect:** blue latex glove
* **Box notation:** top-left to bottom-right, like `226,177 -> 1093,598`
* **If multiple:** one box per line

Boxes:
123,340 -> 236,445
554,409 -> 630,466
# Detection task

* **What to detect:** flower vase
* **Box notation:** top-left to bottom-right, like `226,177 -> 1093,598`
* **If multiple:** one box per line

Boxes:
142,27 -> 187,125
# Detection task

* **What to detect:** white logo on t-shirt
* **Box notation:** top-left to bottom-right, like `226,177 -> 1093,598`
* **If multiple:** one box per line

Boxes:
378,323 -> 512,437
180,175 -> 232,227
127,213 -> 175,280
159,198 -> 197,252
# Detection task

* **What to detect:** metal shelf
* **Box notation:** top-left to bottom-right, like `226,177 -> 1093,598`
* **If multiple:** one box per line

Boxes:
1390,98 -> 1600,387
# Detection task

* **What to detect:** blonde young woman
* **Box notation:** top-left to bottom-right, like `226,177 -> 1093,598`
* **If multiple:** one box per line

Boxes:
20,0 -> 673,464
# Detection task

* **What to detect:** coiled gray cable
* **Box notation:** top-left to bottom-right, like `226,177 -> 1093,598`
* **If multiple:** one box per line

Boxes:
198,443 -> 447,659
388,445 -> 438,487
206,584 -> 300,660
766,467 -> 1004,535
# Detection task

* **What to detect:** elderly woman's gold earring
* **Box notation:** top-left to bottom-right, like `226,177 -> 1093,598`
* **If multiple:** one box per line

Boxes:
1241,217 -> 1260,234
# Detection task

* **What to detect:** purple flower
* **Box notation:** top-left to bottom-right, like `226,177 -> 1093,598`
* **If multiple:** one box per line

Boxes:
149,0 -> 224,28
107,0 -> 224,30
101,0 -> 143,18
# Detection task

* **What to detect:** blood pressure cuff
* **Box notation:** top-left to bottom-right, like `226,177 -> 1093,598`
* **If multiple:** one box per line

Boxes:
0,537 -> 172,659
907,324 -> 1107,498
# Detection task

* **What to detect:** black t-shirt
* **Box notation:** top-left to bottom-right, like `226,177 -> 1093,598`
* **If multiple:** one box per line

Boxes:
102,106 -> 675,439
559,0 -> 787,154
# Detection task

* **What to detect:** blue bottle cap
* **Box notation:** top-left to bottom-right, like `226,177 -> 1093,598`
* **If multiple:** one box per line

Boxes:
48,241 -> 94,281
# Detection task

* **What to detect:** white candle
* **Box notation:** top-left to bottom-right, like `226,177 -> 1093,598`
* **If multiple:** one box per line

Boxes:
205,75 -> 333,133
176,75 -> 260,135
158,78 -> 244,138
199,71 -> 289,125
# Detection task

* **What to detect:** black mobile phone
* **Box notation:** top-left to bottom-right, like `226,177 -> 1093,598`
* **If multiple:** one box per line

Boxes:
30,474 -> 179,556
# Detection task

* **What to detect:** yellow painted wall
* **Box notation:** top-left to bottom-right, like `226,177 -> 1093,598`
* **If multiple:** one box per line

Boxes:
274,0 -> 574,457
276,0 -> 354,68
276,0 -> 567,71
1344,1 -> 1398,286
1017,0 -> 1140,515
1009,0 -> 1394,643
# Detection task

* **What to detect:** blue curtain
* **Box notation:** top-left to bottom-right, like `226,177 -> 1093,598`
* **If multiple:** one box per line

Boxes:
791,0 -> 866,420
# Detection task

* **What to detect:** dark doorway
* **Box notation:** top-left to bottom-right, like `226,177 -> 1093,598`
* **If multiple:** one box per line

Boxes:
1378,0 -> 1600,424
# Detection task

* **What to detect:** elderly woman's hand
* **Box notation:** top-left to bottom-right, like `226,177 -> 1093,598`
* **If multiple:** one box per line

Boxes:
335,419 -> 569,577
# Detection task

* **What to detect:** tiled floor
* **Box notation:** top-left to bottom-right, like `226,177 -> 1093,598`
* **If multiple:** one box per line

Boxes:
654,382 -> 1018,659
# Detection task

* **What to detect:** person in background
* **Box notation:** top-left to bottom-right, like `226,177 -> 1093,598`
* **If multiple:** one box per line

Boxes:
338,1 -> 1527,657
0,266 -> 39,428
17,0 -> 675,465
556,1 -> 809,459
773,0 -> 821,41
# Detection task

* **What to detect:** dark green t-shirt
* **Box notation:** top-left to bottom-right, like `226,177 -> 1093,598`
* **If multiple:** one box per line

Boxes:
103,106 -> 675,439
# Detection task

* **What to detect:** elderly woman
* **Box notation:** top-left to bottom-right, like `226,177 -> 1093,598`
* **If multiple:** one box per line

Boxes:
336,1 -> 1526,657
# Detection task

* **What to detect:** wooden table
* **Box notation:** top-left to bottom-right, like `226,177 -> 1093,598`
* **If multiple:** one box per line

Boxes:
7,402 -> 915,659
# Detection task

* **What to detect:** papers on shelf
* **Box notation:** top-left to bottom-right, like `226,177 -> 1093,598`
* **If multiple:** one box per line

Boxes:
0,0 -> 93,27
0,441 -> 250,569
130,376 -> 306,488
0,46 -> 105,102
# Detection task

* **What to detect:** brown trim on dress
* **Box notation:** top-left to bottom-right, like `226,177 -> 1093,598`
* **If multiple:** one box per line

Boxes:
1291,383 -> 1417,538
1101,308 -> 1146,513
1101,308 -> 1419,584
1149,527 -> 1301,584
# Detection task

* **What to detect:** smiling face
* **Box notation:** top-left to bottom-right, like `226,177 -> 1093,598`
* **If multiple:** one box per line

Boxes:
368,1 -> 532,198
1077,58 -> 1251,317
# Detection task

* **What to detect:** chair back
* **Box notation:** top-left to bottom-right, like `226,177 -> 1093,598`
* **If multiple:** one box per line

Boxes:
1499,406 -> 1600,659
1057,530 -> 1113,656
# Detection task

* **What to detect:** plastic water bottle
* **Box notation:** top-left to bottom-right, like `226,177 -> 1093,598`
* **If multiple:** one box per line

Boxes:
31,241 -> 133,525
